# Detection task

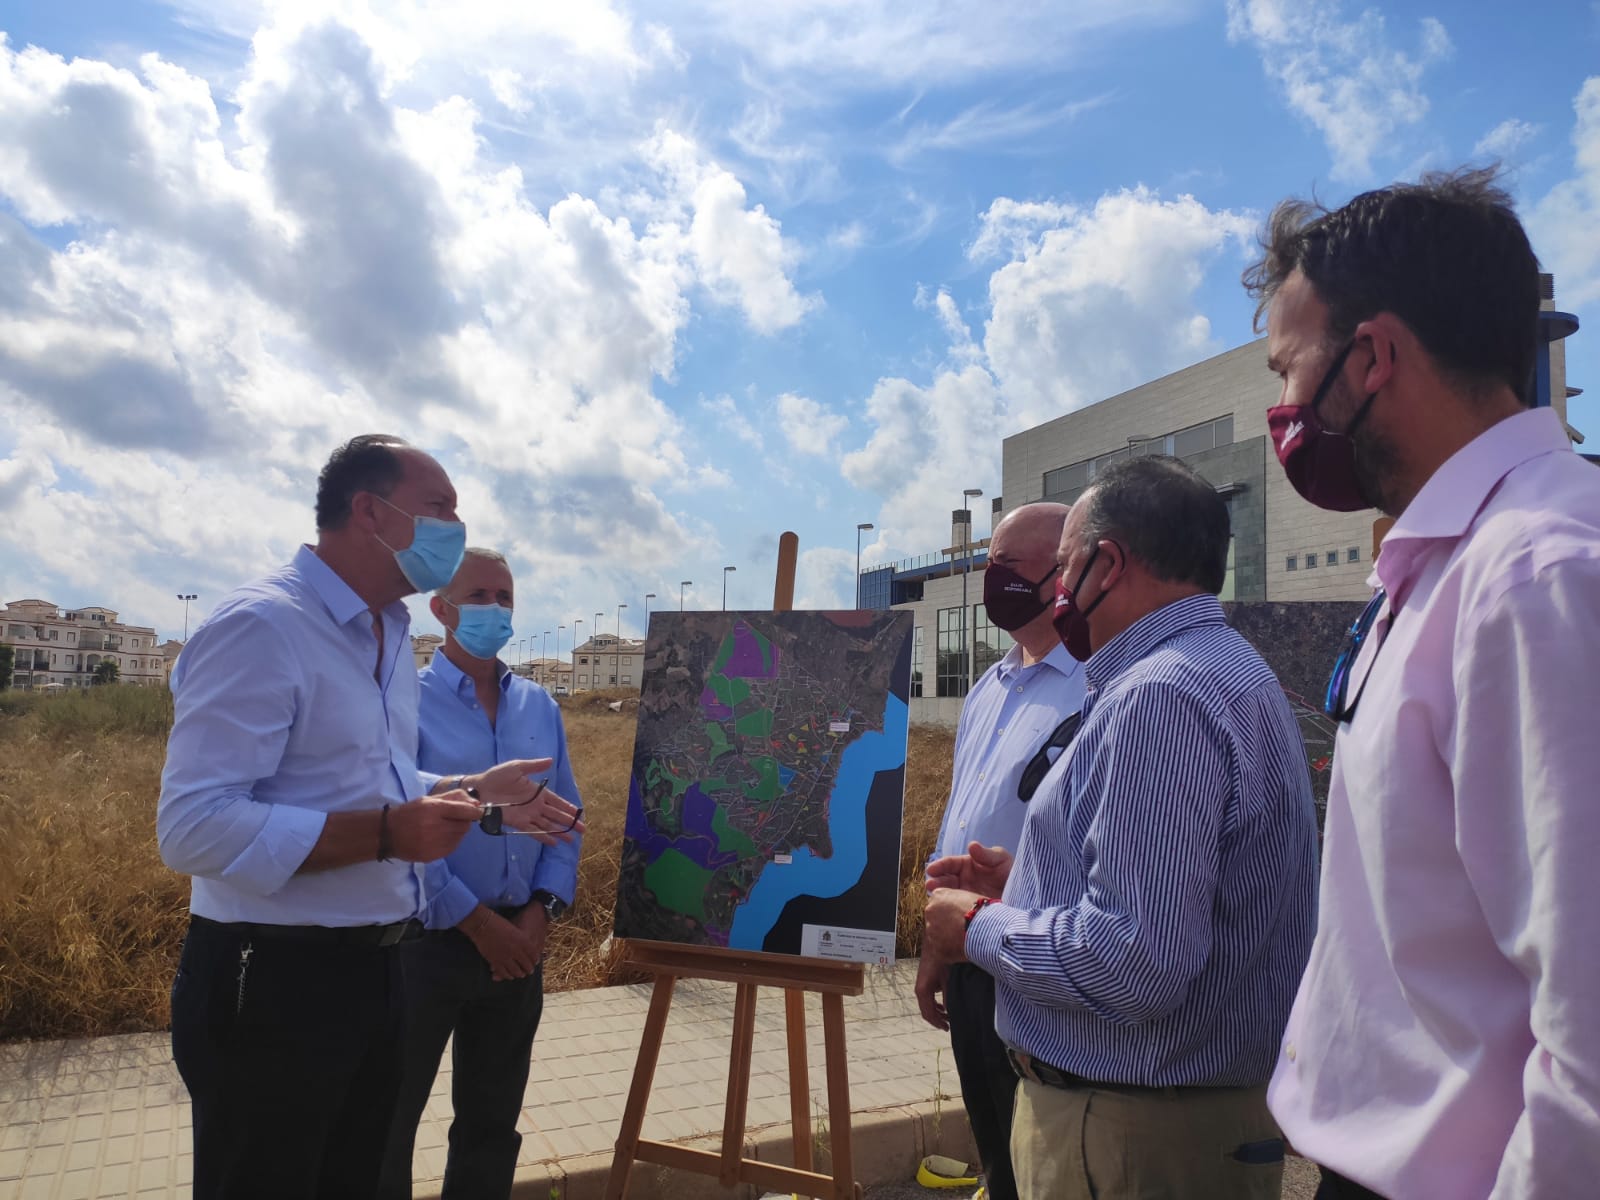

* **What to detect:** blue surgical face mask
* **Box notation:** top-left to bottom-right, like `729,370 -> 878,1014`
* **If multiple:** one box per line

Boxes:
447,601 -> 514,660
372,494 -> 466,594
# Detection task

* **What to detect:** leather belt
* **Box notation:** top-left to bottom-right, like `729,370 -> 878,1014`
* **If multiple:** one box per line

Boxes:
192,913 -> 422,948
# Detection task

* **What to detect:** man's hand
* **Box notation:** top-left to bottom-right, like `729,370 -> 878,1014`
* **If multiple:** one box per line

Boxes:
915,954 -> 950,1031
386,794 -> 484,862
510,903 -> 550,981
925,842 -> 1013,898
459,906 -> 541,981
923,887 -> 983,968
469,759 -> 587,845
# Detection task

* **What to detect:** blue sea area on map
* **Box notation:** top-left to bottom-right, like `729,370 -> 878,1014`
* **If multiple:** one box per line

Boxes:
727,693 -> 908,948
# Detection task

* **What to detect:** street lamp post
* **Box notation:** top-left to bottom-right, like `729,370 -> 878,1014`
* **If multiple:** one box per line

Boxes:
176,593 -> 198,641
556,624 -> 566,690
644,592 -> 655,629
722,565 -> 736,611
542,631 -> 551,684
572,620 -> 583,692
595,612 -> 604,685
615,602 -> 628,687
680,580 -> 692,611
854,523 -> 874,608
961,487 -> 983,695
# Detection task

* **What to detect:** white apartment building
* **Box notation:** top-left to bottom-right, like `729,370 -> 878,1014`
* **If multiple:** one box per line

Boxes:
1,599 -> 166,689
572,633 -> 645,692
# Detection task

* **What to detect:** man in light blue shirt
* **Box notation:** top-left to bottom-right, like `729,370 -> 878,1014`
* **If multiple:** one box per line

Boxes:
916,501 -> 1083,1200
381,548 -> 582,1200
159,436 -> 580,1200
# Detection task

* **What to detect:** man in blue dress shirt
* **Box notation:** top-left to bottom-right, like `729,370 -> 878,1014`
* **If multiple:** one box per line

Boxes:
380,547 -> 583,1200
159,436 -> 581,1200
923,456 -> 1318,1200
914,501 -> 1083,1200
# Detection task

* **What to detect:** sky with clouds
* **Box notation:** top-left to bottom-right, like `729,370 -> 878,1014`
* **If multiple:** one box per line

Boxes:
2,0 -> 1598,648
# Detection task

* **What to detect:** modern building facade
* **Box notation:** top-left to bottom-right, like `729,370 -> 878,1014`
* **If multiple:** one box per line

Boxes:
1,600 -> 166,689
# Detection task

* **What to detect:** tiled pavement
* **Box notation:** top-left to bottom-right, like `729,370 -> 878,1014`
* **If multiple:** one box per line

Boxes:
0,960 -> 973,1200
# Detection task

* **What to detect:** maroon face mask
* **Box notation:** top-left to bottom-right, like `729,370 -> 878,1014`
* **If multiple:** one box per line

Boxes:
1269,339 -> 1379,513
1052,545 -> 1111,662
983,561 -> 1060,632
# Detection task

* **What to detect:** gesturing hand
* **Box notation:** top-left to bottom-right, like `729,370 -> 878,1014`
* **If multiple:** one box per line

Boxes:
461,907 -> 542,981
387,794 -> 484,862
471,758 -> 586,845
925,842 -> 1013,899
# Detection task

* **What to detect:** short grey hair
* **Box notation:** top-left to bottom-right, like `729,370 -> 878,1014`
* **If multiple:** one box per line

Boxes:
1079,457 -> 1230,594
434,547 -> 510,598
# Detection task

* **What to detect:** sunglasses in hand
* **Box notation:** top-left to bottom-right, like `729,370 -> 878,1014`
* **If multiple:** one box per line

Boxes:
471,781 -> 584,837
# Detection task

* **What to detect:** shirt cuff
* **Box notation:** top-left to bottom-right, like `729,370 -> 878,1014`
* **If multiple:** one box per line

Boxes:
418,770 -> 446,794
218,803 -> 328,896
964,903 -> 1021,976
530,863 -> 577,906
430,877 -> 481,931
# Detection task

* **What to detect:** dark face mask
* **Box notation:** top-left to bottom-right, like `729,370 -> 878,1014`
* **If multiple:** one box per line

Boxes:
983,561 -> 1061,632
1267,339 -> 1380,512
1052,545 -> 1112,662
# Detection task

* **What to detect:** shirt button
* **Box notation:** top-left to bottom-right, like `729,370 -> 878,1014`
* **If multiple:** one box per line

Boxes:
1015,686 -> 1023,693
995,727 -> 1004,736
977,773 -> 985,781
959,821 -> 967,829
1285,1042 -> 1297,1062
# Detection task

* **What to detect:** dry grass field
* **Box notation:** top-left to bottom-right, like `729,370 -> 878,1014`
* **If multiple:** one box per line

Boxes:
0,687 -> 955,1043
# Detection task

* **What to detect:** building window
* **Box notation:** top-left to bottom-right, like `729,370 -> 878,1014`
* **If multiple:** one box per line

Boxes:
935,606 -> 970,698
972,605 -> 1014,679
1347,546 -> 1360,563
622,675 -> 632,684
1326,548 -> 1337,566
609,675 -> 617,685
579,674 -> 588,685
910,626 -> 924,698
1042,460 -> 1090,498
579,656 -> 588,664
1285,555 -> 1297,572
1305,552 -> 1318,569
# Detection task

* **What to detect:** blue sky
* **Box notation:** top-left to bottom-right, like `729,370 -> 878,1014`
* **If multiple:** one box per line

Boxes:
1,1 -> 1597,649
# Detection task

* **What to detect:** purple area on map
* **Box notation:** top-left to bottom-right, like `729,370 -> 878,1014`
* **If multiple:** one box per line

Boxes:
723,621 -> 781,679
627,776 -> 740,871
699,685 -> 733,720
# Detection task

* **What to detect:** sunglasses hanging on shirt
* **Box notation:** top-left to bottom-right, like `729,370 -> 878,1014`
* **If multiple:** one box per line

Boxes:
1017,712 -> 1084,803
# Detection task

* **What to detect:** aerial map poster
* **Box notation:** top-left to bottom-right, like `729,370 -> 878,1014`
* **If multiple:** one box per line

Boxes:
615,610 -> 914,963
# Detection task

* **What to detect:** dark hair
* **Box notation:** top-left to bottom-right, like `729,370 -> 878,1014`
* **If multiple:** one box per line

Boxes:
1243,166 -> 1540,400
1081,456 -> 1230,594
315,434 -> 411,530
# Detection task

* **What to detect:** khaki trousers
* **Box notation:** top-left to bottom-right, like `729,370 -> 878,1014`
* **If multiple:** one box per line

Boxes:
1010,1077 -> 1282,1200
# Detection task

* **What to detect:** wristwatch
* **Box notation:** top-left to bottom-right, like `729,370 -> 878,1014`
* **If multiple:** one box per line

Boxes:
531,889 -> 568,921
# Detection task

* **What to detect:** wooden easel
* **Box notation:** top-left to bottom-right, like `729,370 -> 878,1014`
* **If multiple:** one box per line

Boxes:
604,532 -> 868,1200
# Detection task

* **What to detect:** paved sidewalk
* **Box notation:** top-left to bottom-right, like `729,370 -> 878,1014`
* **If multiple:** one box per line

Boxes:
0,959 -> 972,1200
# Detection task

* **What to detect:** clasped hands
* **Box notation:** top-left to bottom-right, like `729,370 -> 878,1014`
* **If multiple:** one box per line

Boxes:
915,842 -> 1013,1031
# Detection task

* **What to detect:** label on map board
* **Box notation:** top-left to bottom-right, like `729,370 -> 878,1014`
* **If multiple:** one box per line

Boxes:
801,924 -> 896,964
828,721 -> 850,733
774,853 -> 792,864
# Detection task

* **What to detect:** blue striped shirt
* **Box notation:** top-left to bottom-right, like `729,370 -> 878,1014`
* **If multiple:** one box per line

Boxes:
965,593 -> 1318,1088
934,642 -> 1086,861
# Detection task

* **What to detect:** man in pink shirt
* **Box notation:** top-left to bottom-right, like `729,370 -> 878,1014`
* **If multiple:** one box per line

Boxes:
1246,168 -> 1600,1198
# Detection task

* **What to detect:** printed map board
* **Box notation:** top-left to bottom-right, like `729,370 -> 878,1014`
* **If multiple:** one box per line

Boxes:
614,610 -> 914,963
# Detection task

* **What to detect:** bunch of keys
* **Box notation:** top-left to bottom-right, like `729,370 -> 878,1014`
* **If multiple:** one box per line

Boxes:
471,780 -> 581,837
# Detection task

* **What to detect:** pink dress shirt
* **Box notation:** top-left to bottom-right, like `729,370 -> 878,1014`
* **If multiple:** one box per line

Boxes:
1268,408 -> 1600,1198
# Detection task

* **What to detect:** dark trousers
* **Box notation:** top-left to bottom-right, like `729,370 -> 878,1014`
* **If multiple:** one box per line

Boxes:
947,961 -> 1019,1200
1317,1167 -> 1387,1199
378,929 -> 545,1200
171,916 -> 407,1200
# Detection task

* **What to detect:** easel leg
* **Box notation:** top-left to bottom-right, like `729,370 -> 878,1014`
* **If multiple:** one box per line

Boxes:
720,982 -> 759,1187
821,991 -> 857,1200
785,988 -> 813,1171
604,975 -> 677,1200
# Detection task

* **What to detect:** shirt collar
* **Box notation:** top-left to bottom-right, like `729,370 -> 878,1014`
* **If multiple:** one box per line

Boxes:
996,638 -> 1081,683
1084,592 -> 1225,690
422,642 -> 511,694
292,544 -> 410,631
1377,407 -> 1573,595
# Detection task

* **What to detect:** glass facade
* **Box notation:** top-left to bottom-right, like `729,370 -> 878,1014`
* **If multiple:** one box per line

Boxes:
935,606 -> 968,698
910,626 -> 924,697
972,605 -> 1014,678
1043,415 -> 1235,501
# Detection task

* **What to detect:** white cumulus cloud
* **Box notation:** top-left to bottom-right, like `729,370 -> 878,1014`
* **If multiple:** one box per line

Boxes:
1530,77 -> 1600,308
777,393 -> 849,457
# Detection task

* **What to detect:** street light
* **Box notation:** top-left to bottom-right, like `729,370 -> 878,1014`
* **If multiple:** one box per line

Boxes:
615,603 -> 628,686
722,565 -> 736,611
557,624 -> 566,690
176,593 -> 198,641
680,580 -> 692,611
644,592 -> 656,626
854,523 -> 874,609
572,619 -> 583,692
960,487 -> 983,695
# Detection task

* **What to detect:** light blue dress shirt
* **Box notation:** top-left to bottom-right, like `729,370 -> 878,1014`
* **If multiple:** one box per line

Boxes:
157,545 -> 426,925
932,641 -> 1086,861
418,650 -> 582,930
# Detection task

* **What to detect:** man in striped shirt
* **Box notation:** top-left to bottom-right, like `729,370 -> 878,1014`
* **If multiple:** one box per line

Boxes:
924,455 -> 1319,1200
